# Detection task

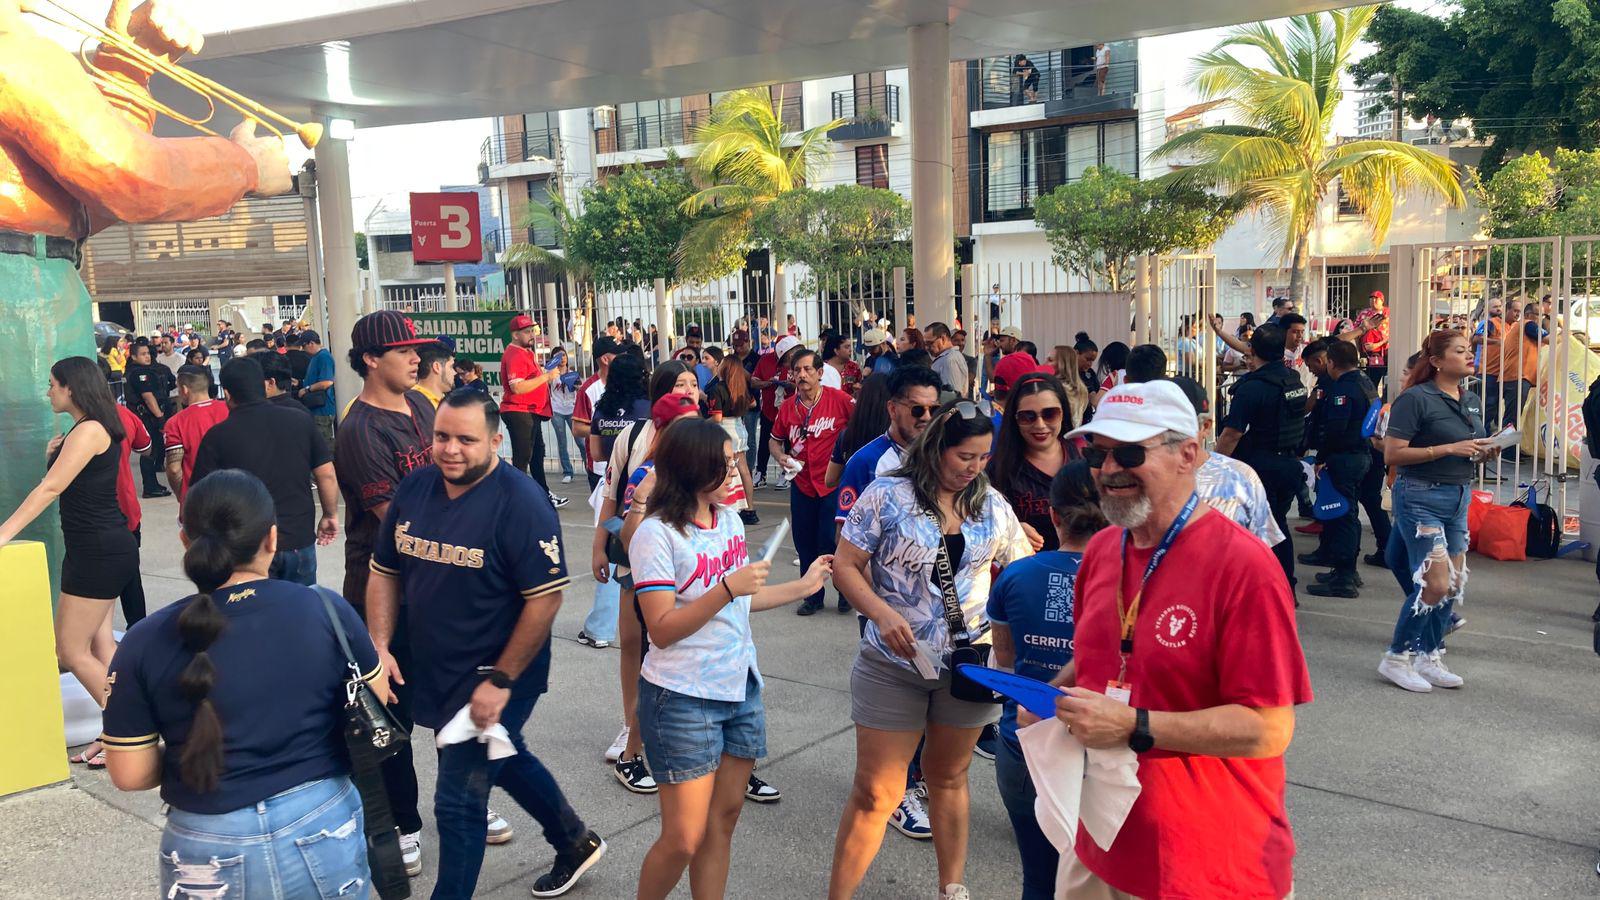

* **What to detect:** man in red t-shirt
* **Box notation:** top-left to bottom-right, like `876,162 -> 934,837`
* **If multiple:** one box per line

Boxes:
752,335 -> 801,487
1044,380 -> 1312,899
163,371 -> 230,501
113,405 -> 153,625
770,348 -> 853,615
499,313 -> 567,507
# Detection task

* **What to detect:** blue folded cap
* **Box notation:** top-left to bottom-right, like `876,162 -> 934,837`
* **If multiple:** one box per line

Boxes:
1312,469 -> 1352,521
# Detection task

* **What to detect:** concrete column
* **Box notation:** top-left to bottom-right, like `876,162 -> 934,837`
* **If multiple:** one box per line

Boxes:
443,261 -> 458,311
892,266 -> 908,333
314,134 -> 362,422
301,192 -> 327,337
1135,255 -> 1153,345
960,263 -> 976,354
908,22 -> 954,327
654,278 -> 672,364
772,266 -> 789,343
542,282 -> 561,351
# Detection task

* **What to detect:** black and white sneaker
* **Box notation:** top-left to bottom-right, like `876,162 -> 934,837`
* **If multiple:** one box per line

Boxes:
530,830 -> 606,897
576,631 -> 610,649
548,493 -> 570,510
613,756 -> 658,794
744,773 -> 781,803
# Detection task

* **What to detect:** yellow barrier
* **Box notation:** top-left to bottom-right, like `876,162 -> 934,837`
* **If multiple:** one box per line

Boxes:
0,541 -> 70,795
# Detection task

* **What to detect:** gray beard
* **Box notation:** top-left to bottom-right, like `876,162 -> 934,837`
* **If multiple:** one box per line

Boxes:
1101,493 -> 1153,529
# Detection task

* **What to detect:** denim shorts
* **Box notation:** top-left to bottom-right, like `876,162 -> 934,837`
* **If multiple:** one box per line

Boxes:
636,672 -> 766,784
161,776 -> 367,899
1392,476 -> 1471,570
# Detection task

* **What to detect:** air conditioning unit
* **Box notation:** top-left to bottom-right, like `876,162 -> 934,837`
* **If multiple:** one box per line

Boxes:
594,106 -> 613,129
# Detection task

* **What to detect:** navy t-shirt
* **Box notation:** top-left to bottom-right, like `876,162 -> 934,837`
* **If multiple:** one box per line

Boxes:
101,579 -> 379,815
985,550 -> 1081,749
371,461 -> 570,729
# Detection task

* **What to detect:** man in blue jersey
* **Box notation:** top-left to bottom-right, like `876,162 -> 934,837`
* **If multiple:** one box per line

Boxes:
368,392 -> 606,899
832,363 -> 943,842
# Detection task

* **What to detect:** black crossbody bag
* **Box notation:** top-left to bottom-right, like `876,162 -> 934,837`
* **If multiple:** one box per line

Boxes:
314,587 -> 412,900
928,520 -> 1000,704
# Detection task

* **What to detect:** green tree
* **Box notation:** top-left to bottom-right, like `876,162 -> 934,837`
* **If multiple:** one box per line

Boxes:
1352,1 -> 1600,174
676,88 -> 843,278
500,194 -> 591,282
755,185 -> 911,295
354,232 -> 368,270
1032,167 -> 1240,292
565,160 -> 743,289
1152,6 -> 1466,305
1478,148 -> 1600,239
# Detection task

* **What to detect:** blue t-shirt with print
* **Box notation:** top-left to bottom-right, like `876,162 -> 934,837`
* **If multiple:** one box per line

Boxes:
986,550 -> 1080,749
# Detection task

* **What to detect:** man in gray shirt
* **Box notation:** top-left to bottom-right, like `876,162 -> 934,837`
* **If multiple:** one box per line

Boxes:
925,321 -> 970,398
155,336 -> 186,406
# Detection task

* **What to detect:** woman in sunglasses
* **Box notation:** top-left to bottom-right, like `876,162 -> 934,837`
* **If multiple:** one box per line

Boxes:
990,370 -> 1079,553
828,400 -> 1033,900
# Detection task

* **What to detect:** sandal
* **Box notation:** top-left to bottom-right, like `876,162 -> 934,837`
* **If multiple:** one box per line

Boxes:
85,750 -> 107,769
70,741 -> 103,765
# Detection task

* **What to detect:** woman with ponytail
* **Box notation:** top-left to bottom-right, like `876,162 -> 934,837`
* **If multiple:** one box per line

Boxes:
0,356 -> 138,767
100,470 -> 379,898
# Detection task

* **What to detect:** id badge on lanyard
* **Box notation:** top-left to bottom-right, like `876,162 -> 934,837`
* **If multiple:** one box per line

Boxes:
1111,492 -> 1199,704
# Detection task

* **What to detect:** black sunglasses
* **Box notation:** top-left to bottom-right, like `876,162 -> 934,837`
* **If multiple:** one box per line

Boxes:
1083,442 -> 1161,470
895,399 -> 938,419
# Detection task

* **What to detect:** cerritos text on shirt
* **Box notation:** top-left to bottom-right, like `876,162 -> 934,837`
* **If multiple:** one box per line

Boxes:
393,521 -> 487,568
683,535 -> 749,591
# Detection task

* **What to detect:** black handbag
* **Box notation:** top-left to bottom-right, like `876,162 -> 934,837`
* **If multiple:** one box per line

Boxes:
299,388 -> 330,410
314,587 -> 412,900
928,522 -> 1000,705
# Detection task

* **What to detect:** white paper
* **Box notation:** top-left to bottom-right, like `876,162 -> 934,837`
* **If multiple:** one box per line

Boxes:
1487,426 -> 1521,450
911,640 -> 942,679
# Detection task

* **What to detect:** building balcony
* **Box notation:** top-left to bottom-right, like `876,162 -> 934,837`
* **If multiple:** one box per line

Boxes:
971,42 -> 1137,124
598,95 -> 804,157
479,130 -> 560,182
828,85 -> 902,141
486,223 -> 559,256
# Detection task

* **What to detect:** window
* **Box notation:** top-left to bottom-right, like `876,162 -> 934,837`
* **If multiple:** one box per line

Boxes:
377,234 -> 412,253
1102,119 -> 1138,175
986,132 -> 1022,213
616,98 -> 684,150
855,144 -> 889,189
1336,180 -> 1361,218
983,119 -> 1140,220
1065,125 -> 1098,182
526,180 -> 558,247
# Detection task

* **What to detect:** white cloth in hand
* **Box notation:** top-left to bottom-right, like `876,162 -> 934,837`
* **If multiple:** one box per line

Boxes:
1018,717 -> 1141,855
435,704 -> 514,760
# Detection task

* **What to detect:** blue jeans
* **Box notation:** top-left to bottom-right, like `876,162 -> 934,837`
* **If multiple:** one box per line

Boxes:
551,412 -> 576,477
583,565 -> 620,643
742,409 -> 761,471
432,690 -> 588,900
1386,477 -> 1469,656
269,544 -> 318,586
994,736 -> 1058,900
161,777 -> 367,900
789,485 -> 838,606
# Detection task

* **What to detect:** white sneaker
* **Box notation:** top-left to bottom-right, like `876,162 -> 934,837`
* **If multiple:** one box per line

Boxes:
1377,652 -> 1432,693
561,474 -> 573,484
487,808 -> 514,844
773,474 -> 789,490
605,726 -> 629,763
399,830 -> 423,877
1414,652 -> 1464,688
940,885 -> 971,900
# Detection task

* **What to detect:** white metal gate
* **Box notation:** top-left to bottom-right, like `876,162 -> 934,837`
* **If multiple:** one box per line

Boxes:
1326,273 -> 1351,321
136,300 -> 213,337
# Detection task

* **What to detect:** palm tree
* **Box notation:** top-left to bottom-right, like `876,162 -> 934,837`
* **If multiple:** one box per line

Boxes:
1152,6 -> 1467,304
499,195 -> 590,282
676,87 -> 843,279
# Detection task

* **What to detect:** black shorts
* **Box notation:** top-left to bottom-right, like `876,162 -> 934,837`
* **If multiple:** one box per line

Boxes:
61,528 -> 140,600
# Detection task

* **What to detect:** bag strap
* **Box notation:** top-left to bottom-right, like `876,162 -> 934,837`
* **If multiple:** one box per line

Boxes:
615,420 -> 646,506
312,585 -> 363,677
925,511 -> 970,645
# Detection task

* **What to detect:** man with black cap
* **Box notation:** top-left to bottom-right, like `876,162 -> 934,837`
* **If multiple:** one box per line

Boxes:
1214,325 -> 1309,591
501,313 -> 568,509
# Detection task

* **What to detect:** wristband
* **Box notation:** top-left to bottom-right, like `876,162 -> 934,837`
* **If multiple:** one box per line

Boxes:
722,579 -> 737,604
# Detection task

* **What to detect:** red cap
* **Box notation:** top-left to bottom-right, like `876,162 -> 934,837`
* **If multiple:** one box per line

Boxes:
1369,290 -> 1385,300
651,393 -> 700,428
991,352 -> 1051,393
509,313 -> 537,332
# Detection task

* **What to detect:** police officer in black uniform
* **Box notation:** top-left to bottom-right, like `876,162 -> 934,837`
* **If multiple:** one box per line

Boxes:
1304,339 -> 1375,598
122,340 -> 171,498
1215,325 -> 1307,588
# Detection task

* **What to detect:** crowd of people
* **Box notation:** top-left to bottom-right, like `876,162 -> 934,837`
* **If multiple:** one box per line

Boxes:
0,284 -> 1521,898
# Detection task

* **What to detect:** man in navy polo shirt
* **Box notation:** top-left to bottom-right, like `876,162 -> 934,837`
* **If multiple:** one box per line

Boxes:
368,392 -> 606,899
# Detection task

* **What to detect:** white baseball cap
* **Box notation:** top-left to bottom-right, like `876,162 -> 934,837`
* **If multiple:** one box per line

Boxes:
774,335 -> 801,358
1067,381 -> 1199,443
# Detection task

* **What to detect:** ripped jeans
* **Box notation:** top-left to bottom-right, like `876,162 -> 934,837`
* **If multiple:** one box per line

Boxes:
161,776 -> 367,899
1387,476 -> 1470,656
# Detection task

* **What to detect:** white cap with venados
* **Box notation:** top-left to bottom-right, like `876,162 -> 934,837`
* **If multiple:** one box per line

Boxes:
1067,381 -> 1199,443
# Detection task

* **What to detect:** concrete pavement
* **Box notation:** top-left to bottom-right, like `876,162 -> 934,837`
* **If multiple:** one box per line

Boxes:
2,474 -> 1599,899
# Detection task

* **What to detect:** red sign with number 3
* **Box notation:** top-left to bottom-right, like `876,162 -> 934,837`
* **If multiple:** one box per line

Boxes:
409,192 -> 482,263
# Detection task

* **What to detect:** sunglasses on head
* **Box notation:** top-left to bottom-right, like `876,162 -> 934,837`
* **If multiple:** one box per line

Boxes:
1015,407 -> 1063,426
1082,440 -> 1167,470
940,400 -> 982,423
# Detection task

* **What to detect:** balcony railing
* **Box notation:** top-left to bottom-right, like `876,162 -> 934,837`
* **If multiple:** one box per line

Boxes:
829,85 -> 901,141
487,222 -> 559,255
601,95 -> 804,154
979,149 -> 1139,223
975,43 -> 1137,113
480,129 -> 560,170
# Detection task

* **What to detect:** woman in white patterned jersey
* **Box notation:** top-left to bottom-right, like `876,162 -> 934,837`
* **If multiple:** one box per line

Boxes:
827,401 -> 1033,900
630,417 -> 833,900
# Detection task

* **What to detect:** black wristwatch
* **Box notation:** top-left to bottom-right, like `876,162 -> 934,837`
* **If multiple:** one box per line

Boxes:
485,669 -> 514,689
1128,708 -> 1155,754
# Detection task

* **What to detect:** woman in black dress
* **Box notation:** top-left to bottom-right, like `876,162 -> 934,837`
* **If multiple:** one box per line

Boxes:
0,356 -> 142,765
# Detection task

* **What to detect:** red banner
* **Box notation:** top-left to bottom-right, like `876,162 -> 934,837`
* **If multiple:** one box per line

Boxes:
409,191 -> 482,263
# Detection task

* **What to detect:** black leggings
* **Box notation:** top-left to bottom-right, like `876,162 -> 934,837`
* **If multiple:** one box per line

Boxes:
756,413 -> 776,476
504,411 -> 550,491
121,527 -> 147,625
